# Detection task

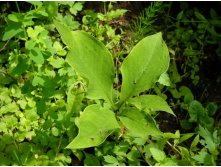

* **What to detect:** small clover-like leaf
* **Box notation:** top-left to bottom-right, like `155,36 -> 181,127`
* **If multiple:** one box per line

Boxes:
49,56 -> 65,69
70,2 -> 83,15
29,47 -> 44,64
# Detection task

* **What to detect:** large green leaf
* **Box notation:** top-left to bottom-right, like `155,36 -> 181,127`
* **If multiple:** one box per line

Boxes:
120,32 -> 169,102
66,104 -> 119,149
129,95 -> 175,116
118,108 -> 163,138
54,20 -> 115,105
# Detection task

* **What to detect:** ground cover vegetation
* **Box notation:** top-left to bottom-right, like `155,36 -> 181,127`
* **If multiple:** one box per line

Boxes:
0,1 -> 221,165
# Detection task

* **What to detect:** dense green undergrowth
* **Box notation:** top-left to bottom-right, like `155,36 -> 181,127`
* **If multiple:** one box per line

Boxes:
0,1 -> 220,165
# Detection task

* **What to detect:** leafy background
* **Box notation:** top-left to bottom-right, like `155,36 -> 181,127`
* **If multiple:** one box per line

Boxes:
0,1 -> 220,165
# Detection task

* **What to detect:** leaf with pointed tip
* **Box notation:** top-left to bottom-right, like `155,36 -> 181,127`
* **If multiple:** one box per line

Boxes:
149,147 -> 166,162
54,20 -> 115,105
66,104 -> 119,149
157,72 -> 171,86
129,95 -> 175,116
120,32 -> 169,102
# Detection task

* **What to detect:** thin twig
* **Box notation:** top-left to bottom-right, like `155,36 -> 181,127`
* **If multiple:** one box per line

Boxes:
0,40 -> 10,52
166,141 -> 182,157
135,144 -> 152,166
56,135 -> 63,157
167,141 -> 196,165
15,1 -> 21,13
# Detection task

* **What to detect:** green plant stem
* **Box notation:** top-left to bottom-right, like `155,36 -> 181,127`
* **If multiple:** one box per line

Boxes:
166,141 -> 182,156
15,2 -> 21,13
103,2 -> 107,15
14,2 -> 28,40
113,51 -> 120,100
56,135 -> 63,157
13,136 -> 23,165
23,26 -> 28,40
13,150 -> 23,165
166,141 -> 194,165
135,144 -> 152,166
